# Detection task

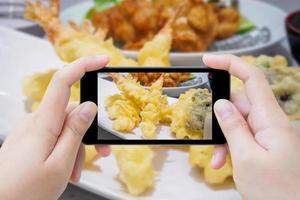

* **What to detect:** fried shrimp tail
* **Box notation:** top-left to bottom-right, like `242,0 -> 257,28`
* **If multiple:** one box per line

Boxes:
24,0 -> 138,66
24,0 -> 61,43
137,1 -> 186,67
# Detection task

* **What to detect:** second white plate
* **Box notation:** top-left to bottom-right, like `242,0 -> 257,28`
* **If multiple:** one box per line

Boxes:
60,0 -> 287,66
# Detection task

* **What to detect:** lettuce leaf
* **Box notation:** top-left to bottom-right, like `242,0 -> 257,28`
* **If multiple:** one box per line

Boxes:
86,0 -> 123,19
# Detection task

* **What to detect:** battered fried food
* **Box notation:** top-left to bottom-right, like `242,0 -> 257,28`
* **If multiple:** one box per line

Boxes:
189,146 -> 233,184
108,73 -> 169,139
264,67 -> 300,120
130,72 -> 190,87
25,0 -> 179,68
22,69 -> 57,102
216,7 -> 240,39
105,94 -> 141,132
112,146 -> 155,196
186,89 -> 212,132
137,2 -> 185,66
170,88 -> 211,139
91,0 -> 239,52
24,0 -> 138,66
236,55 -> 300,120
22,69 -> 80,111
241,55 -> 288,69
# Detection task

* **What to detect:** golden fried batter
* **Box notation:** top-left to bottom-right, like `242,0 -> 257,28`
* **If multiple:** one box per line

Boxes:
91,0 -> 239,52
130,72 -> 190,87
264,67 -> 300,120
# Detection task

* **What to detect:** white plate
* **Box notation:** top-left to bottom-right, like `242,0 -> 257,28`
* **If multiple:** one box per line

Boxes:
1,26 -> 300,200
154,73 -> 208,98
0,26 -> 64,139
60,0 -> 287,66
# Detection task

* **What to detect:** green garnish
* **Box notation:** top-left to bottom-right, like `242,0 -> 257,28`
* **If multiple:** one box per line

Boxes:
85,0 -> 123,19
189,74 -> 196,80
238,15 -> 255,34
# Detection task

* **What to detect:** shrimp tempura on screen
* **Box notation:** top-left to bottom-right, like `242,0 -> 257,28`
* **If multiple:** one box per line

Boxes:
109,73 -> 168,139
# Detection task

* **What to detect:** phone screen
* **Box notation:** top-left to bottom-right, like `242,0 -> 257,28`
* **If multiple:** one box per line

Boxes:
81,67 -> 229,144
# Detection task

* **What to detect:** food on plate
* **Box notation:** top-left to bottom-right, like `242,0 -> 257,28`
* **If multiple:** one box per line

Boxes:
241,55 -> 288,69
170,88 -> 211,139
112,146 -> 155,195
232,55 -> 300,120
90,0 -> 239,52
84,145 -> 99,164
186,89 -> 212,132
264,67 -> 300,120
189,146 -> 233,184
24,0 -> 138,66
22,68 -> 80,111
136,1 -> 184,66
105,94 -> 141,132
107,73 -> 169,139
22,69 -> 57,102
24,0 -> 177,67
130,72 -> 190,87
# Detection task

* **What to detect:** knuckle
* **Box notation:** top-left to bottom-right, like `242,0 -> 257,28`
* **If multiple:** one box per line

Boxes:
226,54 -> 239,62
65,119 -> 84,138
253,67 -> 265,78
223,115 -> 247,133
52,70 -> 66,84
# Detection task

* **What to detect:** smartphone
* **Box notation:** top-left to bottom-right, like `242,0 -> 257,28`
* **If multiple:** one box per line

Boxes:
81,67 -> 230,145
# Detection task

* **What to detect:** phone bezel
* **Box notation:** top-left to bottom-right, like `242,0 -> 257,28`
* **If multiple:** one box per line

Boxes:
81,67 -> 230,145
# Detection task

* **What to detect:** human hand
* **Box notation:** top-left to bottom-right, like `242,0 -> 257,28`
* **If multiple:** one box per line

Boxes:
203,54 -> 300,200
0,56 -> 109,200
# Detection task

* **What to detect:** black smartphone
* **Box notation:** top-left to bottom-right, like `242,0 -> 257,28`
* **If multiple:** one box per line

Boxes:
81,67 -> 230,145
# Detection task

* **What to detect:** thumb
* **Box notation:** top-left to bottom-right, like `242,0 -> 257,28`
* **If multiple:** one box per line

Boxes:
46,102 -> 97,172
214,99 -> 258,158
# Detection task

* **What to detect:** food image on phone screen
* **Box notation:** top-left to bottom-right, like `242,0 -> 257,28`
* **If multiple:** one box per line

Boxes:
81,67 -> 229,145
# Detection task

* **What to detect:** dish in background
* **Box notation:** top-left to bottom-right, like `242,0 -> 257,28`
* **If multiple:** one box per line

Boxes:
145,73 -> 209,98
101,72 -> 208,97
285,9 -> 300,64
60,0 -> 286,66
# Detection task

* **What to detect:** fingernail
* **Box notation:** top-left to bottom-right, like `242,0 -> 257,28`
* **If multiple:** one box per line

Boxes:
214,99 -> 233,119
211,154 -> 217,166
79,102 -> 97,122
96,55 -> 109,61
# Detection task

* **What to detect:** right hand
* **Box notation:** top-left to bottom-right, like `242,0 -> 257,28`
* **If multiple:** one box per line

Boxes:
203,54 -> 300,200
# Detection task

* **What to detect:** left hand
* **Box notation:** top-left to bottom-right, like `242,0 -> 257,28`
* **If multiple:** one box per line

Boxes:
0,56 -> 109,200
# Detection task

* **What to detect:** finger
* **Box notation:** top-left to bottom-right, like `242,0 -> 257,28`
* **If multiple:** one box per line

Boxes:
203,54 -> 278,111
46,102 -> 97,171
70,144 -> 85,183
37,55 -> 109,138
210,145 -> 228,169
95,145 -> 111,157
214,99 -> 260,157
66,102 -> 79,114
230,90 -> 251,118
